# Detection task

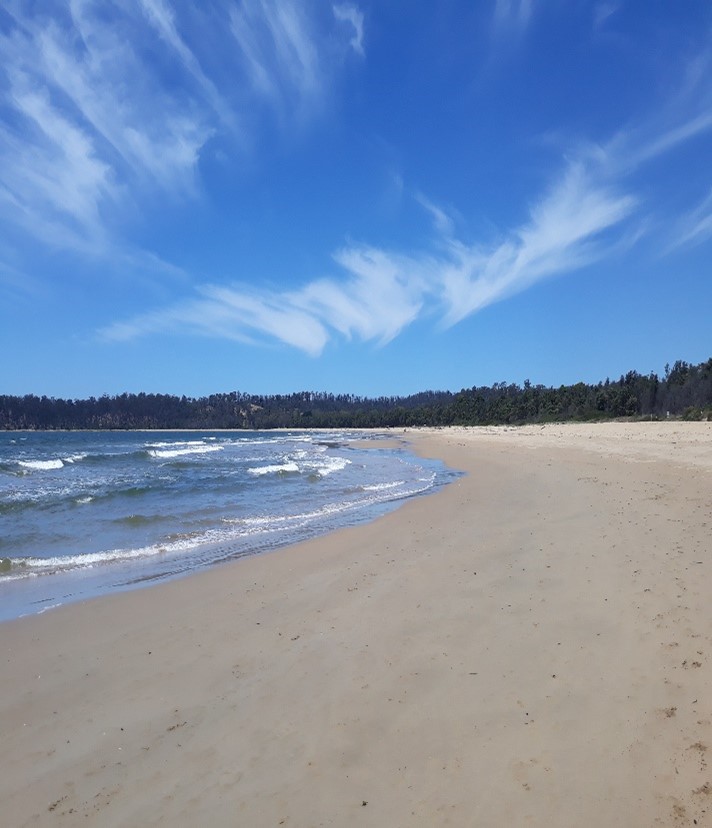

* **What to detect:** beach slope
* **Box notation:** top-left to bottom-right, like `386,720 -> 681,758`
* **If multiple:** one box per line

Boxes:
2,423 -> 711,826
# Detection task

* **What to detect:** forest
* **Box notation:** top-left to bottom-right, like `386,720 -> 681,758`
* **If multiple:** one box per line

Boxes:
1,358 -> 711,430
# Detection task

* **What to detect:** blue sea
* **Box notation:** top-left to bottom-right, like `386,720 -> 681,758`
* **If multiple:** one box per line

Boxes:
0,430 -> 456,622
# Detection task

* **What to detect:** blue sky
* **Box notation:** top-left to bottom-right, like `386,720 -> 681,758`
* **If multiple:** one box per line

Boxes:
1,1 -> 711,398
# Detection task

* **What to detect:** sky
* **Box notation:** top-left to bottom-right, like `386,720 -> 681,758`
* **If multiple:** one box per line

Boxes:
1,1 -> 711,399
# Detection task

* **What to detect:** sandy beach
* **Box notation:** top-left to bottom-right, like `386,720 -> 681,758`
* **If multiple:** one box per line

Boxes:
2,422 -> 711,827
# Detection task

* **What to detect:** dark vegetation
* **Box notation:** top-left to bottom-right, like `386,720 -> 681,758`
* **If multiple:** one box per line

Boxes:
2,358 -> 711,430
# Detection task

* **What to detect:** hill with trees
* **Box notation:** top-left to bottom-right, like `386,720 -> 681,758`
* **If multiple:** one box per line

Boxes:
1,358 -> 711,430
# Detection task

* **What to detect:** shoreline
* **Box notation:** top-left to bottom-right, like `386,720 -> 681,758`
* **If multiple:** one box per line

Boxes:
0,430 -> 441,623
2,422 -> 710,826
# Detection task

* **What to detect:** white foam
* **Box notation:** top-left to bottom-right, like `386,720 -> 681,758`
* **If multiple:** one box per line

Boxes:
148,445 -> 223,459
37,603 -> 62,615
238,435 -> 314,446
362,480 -> 404,492
226,500 -> 354,533
18,459 -> 64,471
147,440 -> 212,448
228,483 -> 423,533
16,534 -> 201,574
63,453 -> 87,464
312,456 -> 350,476
247,452 -> 350,478
3,479 -> 439,584
247,462 -> 300,476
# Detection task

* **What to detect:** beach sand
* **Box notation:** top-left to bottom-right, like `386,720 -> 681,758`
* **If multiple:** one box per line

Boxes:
2,422 -> 711,827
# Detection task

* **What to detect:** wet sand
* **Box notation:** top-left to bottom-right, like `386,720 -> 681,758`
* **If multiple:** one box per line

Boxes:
2,422 -> 711,826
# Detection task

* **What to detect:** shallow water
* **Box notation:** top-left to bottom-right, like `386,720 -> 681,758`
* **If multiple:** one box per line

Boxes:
0,430 -> 458,621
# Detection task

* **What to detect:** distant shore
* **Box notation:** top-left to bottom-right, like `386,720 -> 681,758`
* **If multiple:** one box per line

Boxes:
2,422 -> 711,826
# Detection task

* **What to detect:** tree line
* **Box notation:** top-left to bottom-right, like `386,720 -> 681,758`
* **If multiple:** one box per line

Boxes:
1,358 -> 711,430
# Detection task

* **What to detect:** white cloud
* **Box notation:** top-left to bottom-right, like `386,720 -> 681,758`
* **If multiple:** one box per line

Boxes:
50,2 -> 211,190
4,1 -> 711,360
333,3 -> 365,57
593,70 -> 712,252
198,285 -> 331,354
0,259 -> 43,300
0,1 -> 361,262
100,158 -> 637,354
624,112 -> 712,171
102,243 -> 426,355
668,188 -> 712,250
229,0 -> 322,117
137,0 -> 234,129
414,192 -> 456,237
300,246 -> 424,344
0,73 -> 115,249
95,14 -> 712,358
0,2 -> 211,259
593,2 -> 619,30
440,162 -> 636,325
492,0 -> 533,35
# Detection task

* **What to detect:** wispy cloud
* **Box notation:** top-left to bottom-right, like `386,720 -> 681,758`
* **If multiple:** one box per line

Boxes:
0,71 -> 115,252
593,2 -> 619,30
0,1 -> 362,261
102,243 -> 426,355
668,188 -> 712,251
0,259 -> 43,301
101,287 -> 331,355
414,192 -> 456,237
100,154 -> 637,354
229,0 -> 323,120
101,58 -> 712,358
333,3 -> 365,57
620,111 -> 712,172
439,162 -> 636,325
4,2 -> 711,362
596,58 -> 712,251
137,0 -> 232,126
297,246 -> 424,344
0,2 -> 211,259
492,0 -> 533,36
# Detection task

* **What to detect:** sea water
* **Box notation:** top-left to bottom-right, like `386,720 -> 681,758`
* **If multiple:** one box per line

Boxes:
0,430 -> 457,621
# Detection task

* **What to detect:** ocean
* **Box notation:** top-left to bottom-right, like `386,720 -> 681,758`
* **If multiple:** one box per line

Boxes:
0,430 -> 457,621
